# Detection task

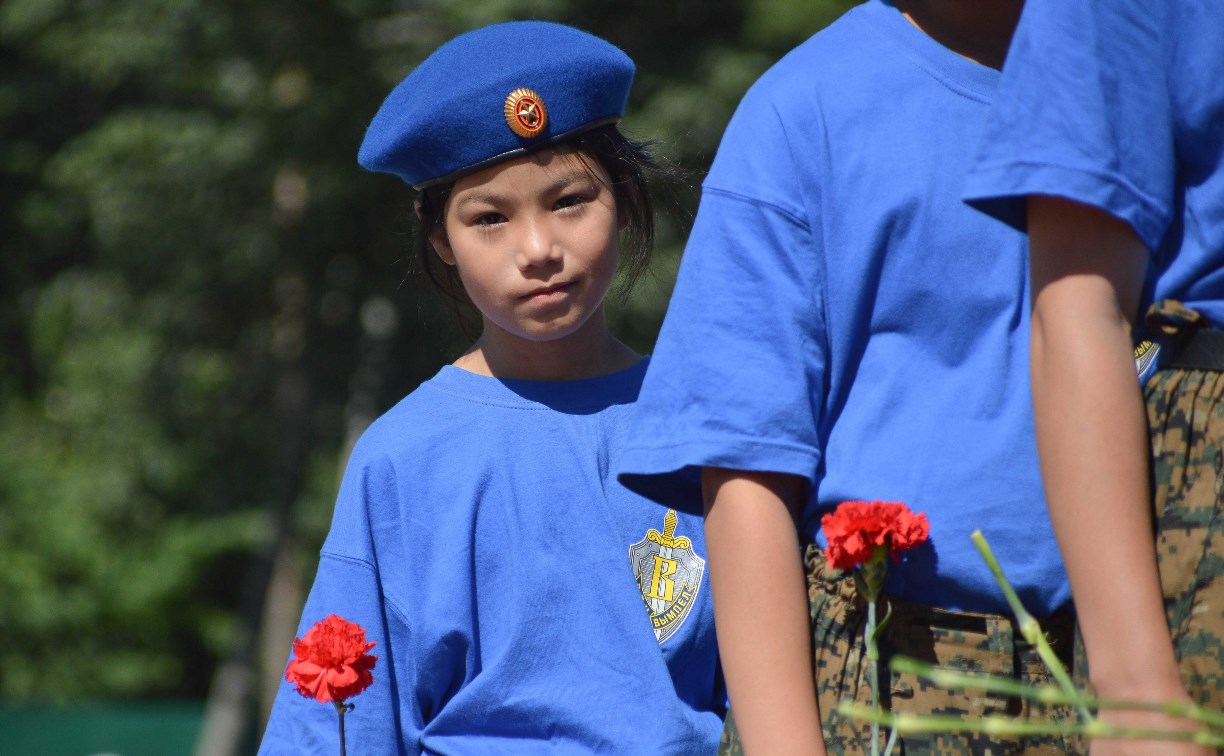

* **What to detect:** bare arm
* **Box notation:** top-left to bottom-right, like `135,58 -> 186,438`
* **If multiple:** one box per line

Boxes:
1027,196 -> 1207,754
702,467 -> 825,756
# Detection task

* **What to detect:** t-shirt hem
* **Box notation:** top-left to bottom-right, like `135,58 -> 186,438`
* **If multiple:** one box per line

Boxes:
964,161 -> 1169,252
621,436 -> 821,483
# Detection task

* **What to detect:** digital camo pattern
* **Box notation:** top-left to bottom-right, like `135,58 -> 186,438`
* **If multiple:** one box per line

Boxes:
630,509 -> 705,643
719,546 -> 1079,755
1140,299 -> 1224,710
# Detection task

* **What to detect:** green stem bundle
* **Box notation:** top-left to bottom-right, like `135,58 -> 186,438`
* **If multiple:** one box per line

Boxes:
836,703 -> 1224,749
837,531 -> 1224,750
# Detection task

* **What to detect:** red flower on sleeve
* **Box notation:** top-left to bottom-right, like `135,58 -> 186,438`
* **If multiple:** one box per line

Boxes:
284,614 -> 378,704
820,500 -> 930,570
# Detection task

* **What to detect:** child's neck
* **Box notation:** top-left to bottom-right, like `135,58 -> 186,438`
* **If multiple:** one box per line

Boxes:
893,0 -> 1024,71
454,317 -> 641,382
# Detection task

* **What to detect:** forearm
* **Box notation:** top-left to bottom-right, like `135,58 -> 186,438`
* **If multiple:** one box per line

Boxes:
702,467 -> 825,756
1027,196 -> 1185,700
1030,299 -> 1180,694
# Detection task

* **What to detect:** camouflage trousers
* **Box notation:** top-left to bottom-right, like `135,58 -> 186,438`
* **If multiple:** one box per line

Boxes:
1126,299 -> 1224,710
719,546 -> 1079,755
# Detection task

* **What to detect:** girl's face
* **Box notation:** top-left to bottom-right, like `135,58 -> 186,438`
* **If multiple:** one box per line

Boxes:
431,148 -> 622,350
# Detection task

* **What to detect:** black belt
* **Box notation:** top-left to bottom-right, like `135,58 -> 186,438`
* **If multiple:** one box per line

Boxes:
1168,328 -> 1224,371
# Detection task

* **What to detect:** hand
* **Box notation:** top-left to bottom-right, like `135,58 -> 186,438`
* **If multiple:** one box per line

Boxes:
1090,741 -> 1215,756
1089,691 -> 1216,756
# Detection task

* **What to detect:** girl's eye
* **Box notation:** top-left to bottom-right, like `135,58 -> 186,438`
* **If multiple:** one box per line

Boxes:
555,194 -> 587,210
473,212 -> 506,226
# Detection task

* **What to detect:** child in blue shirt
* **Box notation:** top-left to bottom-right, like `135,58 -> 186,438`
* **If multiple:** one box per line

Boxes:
619,1 -> 1076,754
258,21 -> 724,755
966,1 -> 1224,752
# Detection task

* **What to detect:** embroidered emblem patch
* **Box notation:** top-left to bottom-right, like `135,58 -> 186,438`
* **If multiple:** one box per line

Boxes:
629,509 -> 706,644
1134,338 -> 1161,386
504,87 -> 548,138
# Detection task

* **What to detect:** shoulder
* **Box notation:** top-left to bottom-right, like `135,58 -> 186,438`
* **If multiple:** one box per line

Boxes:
340,374 -> 467,470
742,2 -> 902,105
322,376 -> 471,560
705,2 -> 913,200
966,0 -> 1183,247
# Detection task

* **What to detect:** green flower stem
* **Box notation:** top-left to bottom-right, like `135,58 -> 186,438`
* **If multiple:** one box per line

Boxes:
334,701 -> 354,756
867,597 -> 881,756
876,600 -> 897,756
889,656 -> 1224,731
882,722 -> 899,756
1091,699 -> 1224,730
836,703 -> 1224,748
969,530 -> 1091,721
858,546 -> 891,756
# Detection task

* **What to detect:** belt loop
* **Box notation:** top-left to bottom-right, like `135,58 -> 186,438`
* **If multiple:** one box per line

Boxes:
1139,300 -> 1224,373
1145,299 -> 1204,342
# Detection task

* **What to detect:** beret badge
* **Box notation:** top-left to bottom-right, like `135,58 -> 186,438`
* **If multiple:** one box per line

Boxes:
504,87 -> 548,139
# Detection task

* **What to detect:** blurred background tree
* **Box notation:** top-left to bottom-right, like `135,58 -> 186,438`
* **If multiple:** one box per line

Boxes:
0,0 -> 854,752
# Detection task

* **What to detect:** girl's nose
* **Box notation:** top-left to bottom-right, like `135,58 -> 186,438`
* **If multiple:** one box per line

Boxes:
516,218 -> 563,270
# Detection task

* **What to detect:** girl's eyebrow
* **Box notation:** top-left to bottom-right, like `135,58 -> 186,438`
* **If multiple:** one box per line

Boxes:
549,171 -> 597,190
454,191 -> 502,211
453,172 -> 598,211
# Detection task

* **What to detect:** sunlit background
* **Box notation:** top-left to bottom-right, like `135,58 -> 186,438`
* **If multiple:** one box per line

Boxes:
0,0 -> 854,752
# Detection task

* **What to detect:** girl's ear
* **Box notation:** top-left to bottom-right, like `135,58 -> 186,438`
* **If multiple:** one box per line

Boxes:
429,227 -> 456,266
417,193 -> 457,265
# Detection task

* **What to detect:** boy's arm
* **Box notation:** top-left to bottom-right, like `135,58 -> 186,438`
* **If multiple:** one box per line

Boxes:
703,467 -> 826,756
1027,196 -> 1206,754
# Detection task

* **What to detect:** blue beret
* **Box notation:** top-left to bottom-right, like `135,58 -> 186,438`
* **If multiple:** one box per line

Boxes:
358,20 -> 635,189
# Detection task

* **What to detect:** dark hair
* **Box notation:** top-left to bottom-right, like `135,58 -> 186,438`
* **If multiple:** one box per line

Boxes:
412,124 -> 679,331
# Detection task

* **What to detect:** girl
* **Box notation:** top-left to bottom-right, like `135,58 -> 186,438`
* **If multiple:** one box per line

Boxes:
259,21 -> 724,755
965,1 -> 1224,753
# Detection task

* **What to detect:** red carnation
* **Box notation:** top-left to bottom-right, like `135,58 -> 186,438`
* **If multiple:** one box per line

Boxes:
822,500 -> 929,756
821,500 -> 929,571
285,614 -> 378,704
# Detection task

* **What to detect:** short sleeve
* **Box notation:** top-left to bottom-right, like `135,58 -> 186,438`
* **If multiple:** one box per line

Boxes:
259,450 -> 421,756
621,82 -> 829,496
258,555 -> 418,756
964,0 -> 1175,252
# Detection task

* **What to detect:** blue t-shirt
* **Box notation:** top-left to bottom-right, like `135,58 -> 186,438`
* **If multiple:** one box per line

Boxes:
965,0 -> 1224,327
259,361 -> 724,755
620,0 -> 1071,616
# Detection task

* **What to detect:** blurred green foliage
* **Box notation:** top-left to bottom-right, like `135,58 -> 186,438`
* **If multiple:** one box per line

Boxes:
0,0 -> 854,708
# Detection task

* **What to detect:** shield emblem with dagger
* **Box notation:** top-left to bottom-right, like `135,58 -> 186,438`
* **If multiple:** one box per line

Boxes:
629,509 -> 706,643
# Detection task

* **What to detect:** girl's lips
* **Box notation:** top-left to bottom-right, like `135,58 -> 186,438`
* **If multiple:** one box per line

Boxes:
522,281 -> 574,300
